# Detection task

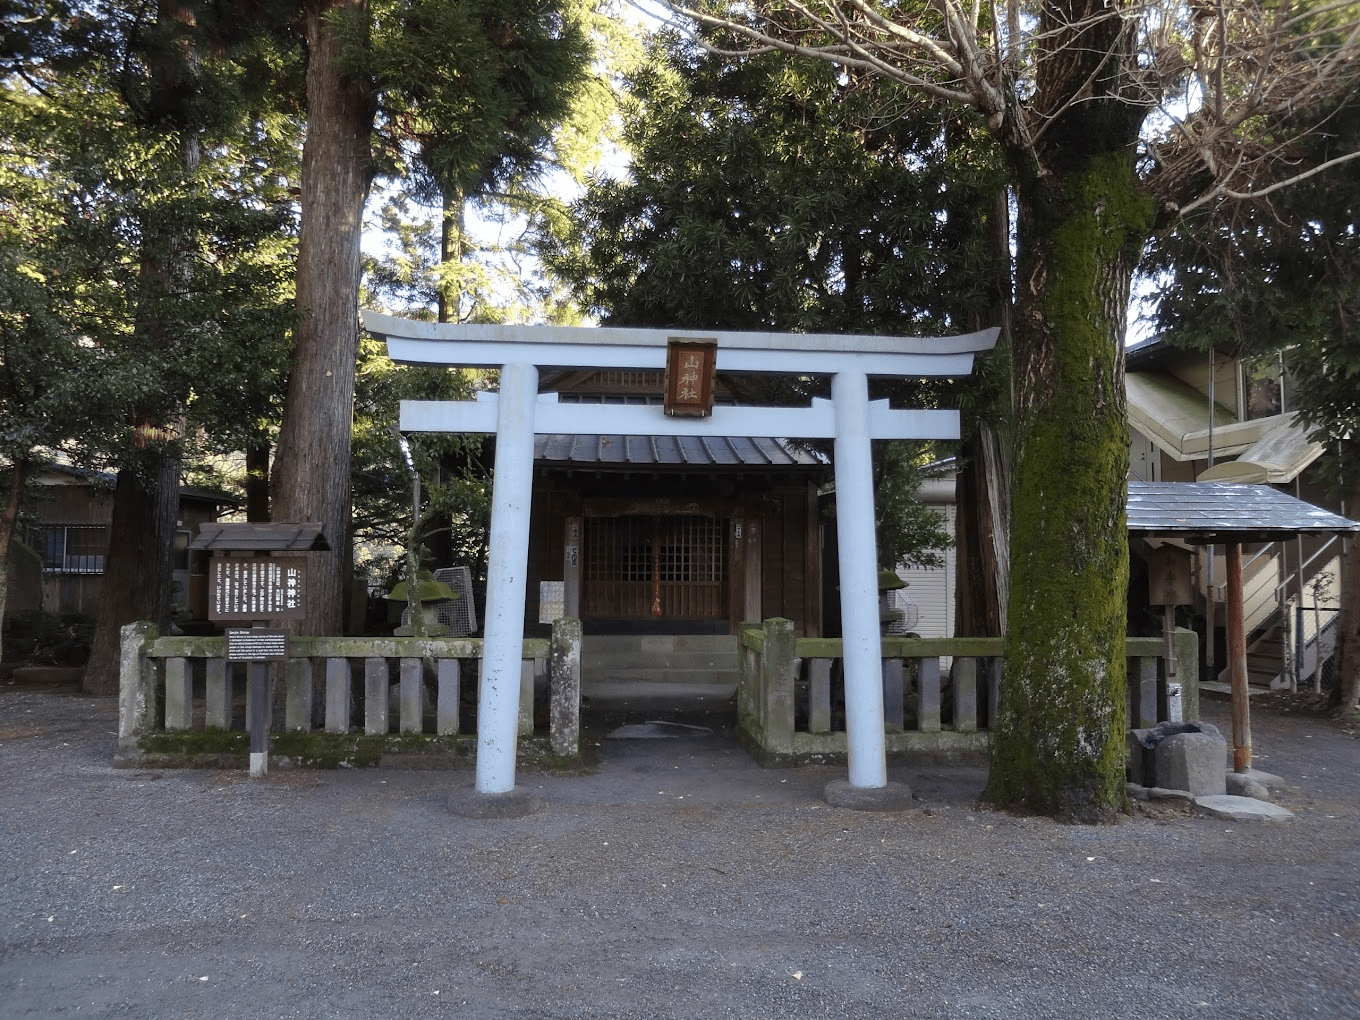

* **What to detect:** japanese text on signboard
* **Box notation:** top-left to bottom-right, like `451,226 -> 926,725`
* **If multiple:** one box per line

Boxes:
209,557 -> 306,620
663,339 -> 716,417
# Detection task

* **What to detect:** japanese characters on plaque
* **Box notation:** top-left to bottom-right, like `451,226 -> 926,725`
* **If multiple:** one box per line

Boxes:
209,556 -> 307,621
663,339 -> 717,417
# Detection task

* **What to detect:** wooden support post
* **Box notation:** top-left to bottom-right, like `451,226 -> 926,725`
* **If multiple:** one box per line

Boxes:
953,657 -> 978,733
205,659 -> 231,730
164,657 -> 191,730
324,658 -> 351,734
364,657 -> 388,736
247,658 -> 270,777
400,657 -> 423,734
1227,542 -> 1251,771
808,657 -> 832,734
437,658 -> 461,736
918,655 -> 941,733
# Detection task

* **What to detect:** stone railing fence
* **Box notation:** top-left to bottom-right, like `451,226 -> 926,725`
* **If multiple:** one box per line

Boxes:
737,618 -> 1199,763
116,616 -> 582,769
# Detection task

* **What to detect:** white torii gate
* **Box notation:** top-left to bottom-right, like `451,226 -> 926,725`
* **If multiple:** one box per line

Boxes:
363,311 -> 999,802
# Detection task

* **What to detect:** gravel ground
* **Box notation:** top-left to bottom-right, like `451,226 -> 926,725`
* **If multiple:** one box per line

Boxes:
2,681 -> 1358,1020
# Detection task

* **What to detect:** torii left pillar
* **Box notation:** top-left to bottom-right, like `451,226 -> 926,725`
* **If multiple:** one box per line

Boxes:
477,362 -> 538,795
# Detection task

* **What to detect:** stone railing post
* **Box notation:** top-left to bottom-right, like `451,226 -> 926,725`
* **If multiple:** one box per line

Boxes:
761,618 -> 797,755
117,621 -> 159,758
1175,627 -> 1200,722
550,617 -> 582,756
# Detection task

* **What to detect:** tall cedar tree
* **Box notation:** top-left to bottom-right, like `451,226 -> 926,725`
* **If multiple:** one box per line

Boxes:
272,0 -> 590,635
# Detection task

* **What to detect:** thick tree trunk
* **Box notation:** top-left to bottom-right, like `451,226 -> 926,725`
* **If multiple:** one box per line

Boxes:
245,443 -> 270,522
271,0 -> 373,635
0,457 -> 31,627
1332,467 -> 1360,713
956,186 -> 1013,642
84,457 -> 180,694
437,189 -> 465,324
955,426 -> 1009,640
982,152 -> 1151,821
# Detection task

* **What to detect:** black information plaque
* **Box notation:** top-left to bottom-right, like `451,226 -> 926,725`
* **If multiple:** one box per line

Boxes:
224,629 -> 290,662
209,556 -> 306,621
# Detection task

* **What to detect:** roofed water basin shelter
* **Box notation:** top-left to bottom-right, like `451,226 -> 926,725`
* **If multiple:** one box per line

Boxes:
1127,482 -> 1359,773
364,312 -> 998,805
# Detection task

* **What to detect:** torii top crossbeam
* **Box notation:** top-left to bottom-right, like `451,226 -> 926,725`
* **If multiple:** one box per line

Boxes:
363,311 -> 999,802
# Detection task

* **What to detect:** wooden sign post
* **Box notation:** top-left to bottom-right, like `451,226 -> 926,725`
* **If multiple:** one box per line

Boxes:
191,523 -> 327,778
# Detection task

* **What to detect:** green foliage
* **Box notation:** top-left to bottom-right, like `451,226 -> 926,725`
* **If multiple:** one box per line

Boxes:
545,38 -> 1007,336
0,5 -> 302,480
872,443 -> 952,571
350,333 -> 491,589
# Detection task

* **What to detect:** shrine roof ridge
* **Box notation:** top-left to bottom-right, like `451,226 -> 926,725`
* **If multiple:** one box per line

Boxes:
362,311 -> 1000,359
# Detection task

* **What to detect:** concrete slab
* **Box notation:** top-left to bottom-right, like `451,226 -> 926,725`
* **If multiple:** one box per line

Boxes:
1194,795 -> 1295,822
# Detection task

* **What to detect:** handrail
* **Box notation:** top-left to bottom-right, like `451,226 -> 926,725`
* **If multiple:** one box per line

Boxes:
1273,534 -> 1341,602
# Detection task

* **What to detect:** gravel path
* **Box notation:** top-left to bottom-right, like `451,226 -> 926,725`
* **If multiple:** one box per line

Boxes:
2,682 -> 1357,1019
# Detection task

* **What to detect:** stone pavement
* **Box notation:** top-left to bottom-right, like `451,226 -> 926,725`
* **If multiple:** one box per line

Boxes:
2,680 -> 1358,1020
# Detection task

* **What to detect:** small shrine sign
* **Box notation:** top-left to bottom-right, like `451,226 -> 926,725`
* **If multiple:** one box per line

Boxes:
663,339 -> 717,417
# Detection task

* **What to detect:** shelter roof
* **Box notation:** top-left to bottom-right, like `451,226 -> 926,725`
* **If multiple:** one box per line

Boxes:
1126,482 -> 1359,544
190,522 -> 330,552
534,433 -> 824,469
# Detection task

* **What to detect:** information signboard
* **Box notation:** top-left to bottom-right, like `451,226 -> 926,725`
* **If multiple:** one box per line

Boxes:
209,556 -> 306,621
224,628 -> 290,661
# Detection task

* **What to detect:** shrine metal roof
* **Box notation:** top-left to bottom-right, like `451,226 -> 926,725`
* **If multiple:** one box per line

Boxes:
1126,482 -> 1360,544
534,433 -> 825,468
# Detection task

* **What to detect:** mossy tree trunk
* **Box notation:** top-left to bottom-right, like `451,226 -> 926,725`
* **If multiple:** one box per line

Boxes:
1332,458 -> 1360,714
983,148 -> 1152,821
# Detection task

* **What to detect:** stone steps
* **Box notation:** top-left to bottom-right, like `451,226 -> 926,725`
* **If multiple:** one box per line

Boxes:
581,634 -> 738,686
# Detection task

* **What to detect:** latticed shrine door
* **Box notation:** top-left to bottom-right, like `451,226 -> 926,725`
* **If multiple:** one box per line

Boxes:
582,515 -> 729,619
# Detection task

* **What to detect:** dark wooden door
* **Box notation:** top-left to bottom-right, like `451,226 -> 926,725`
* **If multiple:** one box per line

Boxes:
582,515 -> 728,619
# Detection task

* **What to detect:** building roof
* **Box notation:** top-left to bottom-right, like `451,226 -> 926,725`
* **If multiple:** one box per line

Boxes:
534,433 -> 825,469
1127,482 -> 1360,544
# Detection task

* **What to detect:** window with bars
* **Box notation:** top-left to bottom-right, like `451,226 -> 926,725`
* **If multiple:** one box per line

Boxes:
32,525 -> 108,574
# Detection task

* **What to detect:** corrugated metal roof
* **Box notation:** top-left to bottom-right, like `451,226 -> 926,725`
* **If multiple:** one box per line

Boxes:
534,433 -> 825,468
1127,482 -> 1360,543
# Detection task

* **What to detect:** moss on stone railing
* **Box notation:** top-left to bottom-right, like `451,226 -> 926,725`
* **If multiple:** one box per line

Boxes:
116,620 -> 581,770
736,619 -> 1198,766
